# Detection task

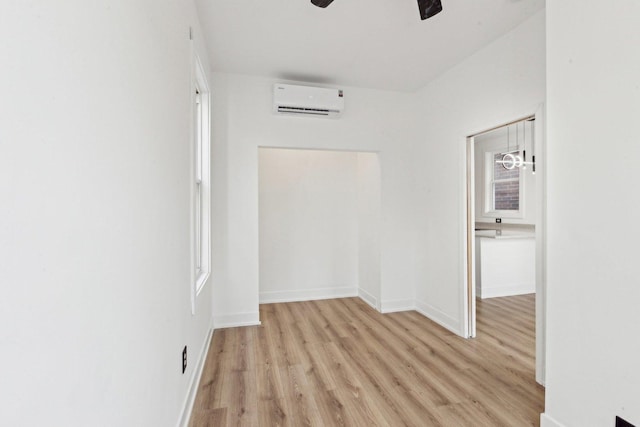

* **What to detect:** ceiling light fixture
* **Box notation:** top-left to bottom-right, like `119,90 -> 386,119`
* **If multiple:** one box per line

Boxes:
310,0 -> 335,7
311,0 -> 443,21
417,0 -> 443,20
495,119 -> 536,174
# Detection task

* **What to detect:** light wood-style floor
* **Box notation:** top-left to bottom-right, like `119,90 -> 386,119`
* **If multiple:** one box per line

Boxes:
190,295 -> 544,426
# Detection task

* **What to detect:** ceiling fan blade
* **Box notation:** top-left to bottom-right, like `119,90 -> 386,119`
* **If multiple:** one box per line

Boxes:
311,0 -> 335,8
417,0 -> 443,20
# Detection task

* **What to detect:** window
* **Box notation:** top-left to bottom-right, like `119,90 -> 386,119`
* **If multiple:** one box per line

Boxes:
484,150 -> 524,217
192,52 -> 210,311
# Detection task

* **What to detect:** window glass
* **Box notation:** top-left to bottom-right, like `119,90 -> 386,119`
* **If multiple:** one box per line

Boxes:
191,52 -> 210,311
492,152 -> 520,211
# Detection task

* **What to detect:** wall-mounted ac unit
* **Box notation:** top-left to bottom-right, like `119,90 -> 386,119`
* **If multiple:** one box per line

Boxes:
273,84 -> 344,118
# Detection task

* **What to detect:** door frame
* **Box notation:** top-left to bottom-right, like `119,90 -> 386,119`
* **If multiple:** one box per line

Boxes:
463,105 -> 546,385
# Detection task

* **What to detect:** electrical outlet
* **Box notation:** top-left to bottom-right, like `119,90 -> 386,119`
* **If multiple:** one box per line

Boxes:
182,346 -> 187,374
616,416 -> 635,427
495,218 -> 502,224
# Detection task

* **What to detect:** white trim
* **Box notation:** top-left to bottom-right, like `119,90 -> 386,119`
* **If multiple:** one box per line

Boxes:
415,299 -> 462,336
540,413 -> 566,427
464,136 -> 476,338
213,312 -> 261,329
177,327 -> 214,427
195,271 -> 210,298
463,107 -> 547,384
357,288 -> 379,311
379,299 -> 414,314
534,105 -> 547,386
259,287 -> 358,304
190,47 -> 211,315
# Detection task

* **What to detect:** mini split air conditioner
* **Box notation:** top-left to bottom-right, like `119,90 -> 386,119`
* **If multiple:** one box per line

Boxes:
273,84 -> 344,118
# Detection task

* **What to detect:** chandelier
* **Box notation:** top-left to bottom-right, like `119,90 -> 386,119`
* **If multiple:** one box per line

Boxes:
495,119 -> 536,174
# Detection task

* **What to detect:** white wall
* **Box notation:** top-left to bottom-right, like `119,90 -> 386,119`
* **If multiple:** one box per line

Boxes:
542,1 -> 640,426
411,11 -> 546,334
476,236 -> 536,298
210,74 -> 419,325
0,1 -> 212,426
357,152 -> 382,309
474,125 -> 537,225
258,148 -> 360,302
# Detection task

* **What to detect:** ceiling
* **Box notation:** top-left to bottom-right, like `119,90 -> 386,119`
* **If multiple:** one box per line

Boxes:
195,0 -> 544,92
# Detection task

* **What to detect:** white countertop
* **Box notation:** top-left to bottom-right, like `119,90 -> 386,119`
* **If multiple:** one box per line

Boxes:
475,229 -> 535,239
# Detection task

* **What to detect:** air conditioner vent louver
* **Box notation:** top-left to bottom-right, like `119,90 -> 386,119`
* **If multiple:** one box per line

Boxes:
273,84 -> 344,118
277,106 -> 334,116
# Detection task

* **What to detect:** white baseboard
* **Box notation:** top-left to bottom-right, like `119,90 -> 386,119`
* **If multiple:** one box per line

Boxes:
414,299 -> 462,336
213,312 -> 261,329
358,288 -> 379,311
259,287 -> 358,304
540,413 -> 566,427
380,299 -> 414,313
479,285 -> 535,299
177,327 -> 214,427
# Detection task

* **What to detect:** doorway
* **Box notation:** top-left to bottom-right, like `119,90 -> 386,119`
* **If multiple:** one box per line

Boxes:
465,111 -> 546,385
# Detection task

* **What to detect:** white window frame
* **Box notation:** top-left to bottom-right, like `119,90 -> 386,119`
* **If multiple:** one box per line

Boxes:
483,149 -> 525,219
191,50 -> 211,313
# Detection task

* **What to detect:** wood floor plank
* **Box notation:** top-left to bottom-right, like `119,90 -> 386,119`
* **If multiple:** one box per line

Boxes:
332,386 -> 392,427
190,407 -> 227,427
336,335 -> 444,426
221,370 -> 258,426
257,398 -> 288,427
280,364 -> 323,426
190,294 -> 544,426
320,342 -> 362,396
301,342 -> 339,392
313,388 -> 351,426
